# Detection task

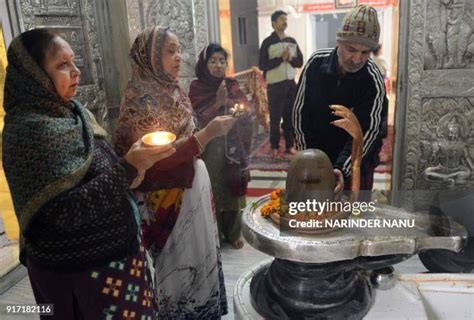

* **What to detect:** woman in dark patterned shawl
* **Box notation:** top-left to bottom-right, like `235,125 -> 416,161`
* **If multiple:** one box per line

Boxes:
189,44 -> 252,249
2,28 -> 174,319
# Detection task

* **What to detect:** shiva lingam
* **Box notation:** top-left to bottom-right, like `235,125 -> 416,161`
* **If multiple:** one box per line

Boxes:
235,106 -> 468,319
260,105 -> 363,234
262,150 -> 353,234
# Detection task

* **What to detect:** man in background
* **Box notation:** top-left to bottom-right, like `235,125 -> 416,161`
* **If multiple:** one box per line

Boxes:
259,10 -> 303,157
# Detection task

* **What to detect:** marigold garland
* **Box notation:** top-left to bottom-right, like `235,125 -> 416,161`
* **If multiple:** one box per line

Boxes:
260,188 -> 283,218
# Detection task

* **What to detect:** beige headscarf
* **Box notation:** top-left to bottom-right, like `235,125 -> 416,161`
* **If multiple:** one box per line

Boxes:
115,26 -> 194,156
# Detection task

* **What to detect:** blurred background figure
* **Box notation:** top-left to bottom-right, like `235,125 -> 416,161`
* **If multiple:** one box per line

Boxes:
189,43 -> 252,250
372,43 -> 390,94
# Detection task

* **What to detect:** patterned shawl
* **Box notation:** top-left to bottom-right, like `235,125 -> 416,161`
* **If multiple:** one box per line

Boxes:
115,26 -> 194,156
115,27 -> 196,251
1,34 -> 107,236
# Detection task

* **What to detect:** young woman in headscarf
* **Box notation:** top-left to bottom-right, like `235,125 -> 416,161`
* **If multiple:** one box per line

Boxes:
2,28 -> 175,319
188,44 -> 252,249
115,27 -> 235,319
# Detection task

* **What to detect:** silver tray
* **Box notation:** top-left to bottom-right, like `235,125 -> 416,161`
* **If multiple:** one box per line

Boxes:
242,195 -> 468,263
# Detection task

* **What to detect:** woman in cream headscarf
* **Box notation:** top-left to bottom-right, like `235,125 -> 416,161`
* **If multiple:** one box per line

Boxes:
115,27 -> 234,318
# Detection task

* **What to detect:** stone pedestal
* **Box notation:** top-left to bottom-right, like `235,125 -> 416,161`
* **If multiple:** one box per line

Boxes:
250,258 -> 372,319
240,195 -> 467,319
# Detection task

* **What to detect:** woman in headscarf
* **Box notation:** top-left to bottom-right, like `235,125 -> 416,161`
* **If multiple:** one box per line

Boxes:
115,27 -> 235,319
189,44 -> 252,249
2,28 -> 175,319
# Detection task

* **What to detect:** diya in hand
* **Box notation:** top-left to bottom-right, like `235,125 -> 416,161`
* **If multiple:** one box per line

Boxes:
129,131 -> 176,190
229,103 -> 248,118
141,131 -> 176,148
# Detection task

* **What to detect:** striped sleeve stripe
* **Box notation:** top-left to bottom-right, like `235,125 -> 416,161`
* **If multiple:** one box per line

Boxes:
363,61 -> 385,154
293,49 -> 333,150
341,60 -> 385,176
360,61 -> 385,158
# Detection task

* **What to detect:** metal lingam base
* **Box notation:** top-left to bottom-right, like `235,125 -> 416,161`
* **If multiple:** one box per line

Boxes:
235,261 -> 473,320
238,195 -> 467,319
243,197 -> 467,263
249,255 -> 409,319
250,258 -> 371,319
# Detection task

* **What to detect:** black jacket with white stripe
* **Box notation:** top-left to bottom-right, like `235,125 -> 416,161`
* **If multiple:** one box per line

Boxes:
292,48 -> 387,178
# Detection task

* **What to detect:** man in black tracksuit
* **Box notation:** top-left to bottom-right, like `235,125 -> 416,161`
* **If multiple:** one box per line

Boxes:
259,10 -> 303,157
293,5 -> 387,199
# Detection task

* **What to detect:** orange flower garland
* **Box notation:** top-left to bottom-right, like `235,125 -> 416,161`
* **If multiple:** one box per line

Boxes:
260,188 -> 283,218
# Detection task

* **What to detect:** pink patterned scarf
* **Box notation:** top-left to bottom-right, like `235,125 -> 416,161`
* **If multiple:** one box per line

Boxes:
115,26 -> 194,156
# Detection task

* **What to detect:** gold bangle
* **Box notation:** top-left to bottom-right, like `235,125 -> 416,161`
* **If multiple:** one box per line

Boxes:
130,170 -> 145,189
194,135 -> 204,154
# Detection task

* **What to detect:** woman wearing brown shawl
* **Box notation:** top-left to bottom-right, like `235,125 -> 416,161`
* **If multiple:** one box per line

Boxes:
189,44 -> 252,249
2,29 -> 175,319
115,27 -> 235,319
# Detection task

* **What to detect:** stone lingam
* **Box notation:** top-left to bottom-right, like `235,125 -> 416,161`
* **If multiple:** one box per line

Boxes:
266,149 -> 352,234
261,105 -> 364,235
236,106 -> 468,319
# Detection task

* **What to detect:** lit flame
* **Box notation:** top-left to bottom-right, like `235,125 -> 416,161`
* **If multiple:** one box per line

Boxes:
150,132 -> 171,145
233,103 -> 245,113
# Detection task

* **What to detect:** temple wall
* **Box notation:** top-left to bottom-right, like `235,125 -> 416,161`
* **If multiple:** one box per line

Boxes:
393,0 -> 474,210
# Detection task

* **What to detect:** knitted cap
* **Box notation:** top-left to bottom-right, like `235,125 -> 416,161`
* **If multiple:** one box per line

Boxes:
336,5 -> 380,49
